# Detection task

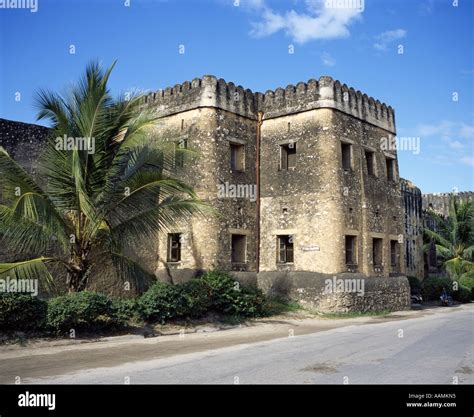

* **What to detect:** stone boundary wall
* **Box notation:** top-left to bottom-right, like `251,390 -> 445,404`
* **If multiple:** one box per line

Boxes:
422,192 -> 474,216
257,271 -> 410,313
155,268 -> 410,313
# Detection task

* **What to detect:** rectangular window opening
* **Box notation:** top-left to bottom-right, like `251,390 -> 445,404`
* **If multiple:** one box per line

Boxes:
280,143 -> 296,170
386,158 -> 395,181
365,150 -> 375,176
341,142 -> 352,171
372,238 -> 383,267
230,143 -> 245,172
390,240 -> 399,268
345,235 -> 357,265
174,139 -> 187,168
167,233 -> 182,262
277,235 -> 294,263
231,234 -> 246,263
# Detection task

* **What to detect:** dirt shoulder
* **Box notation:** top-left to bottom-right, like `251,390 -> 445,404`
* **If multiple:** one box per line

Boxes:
0,304 -> 471,384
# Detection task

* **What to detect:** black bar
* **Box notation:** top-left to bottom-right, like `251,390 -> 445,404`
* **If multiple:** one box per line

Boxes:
0,384 -> 471,416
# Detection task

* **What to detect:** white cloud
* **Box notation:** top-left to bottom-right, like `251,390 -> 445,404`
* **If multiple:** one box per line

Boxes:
460,156 -> 474,167
448,140 -> 464,149
373,29 -> 406,51
321,51 -> 336,66
414,121 -> 474,140
460,123 -> 474,139
239,0 -> 363,44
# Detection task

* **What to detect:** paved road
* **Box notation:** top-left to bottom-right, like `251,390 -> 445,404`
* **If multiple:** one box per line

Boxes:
25,306 -> 473,384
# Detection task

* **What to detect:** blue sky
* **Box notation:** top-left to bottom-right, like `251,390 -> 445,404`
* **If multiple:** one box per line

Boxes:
0,0 -> 473,193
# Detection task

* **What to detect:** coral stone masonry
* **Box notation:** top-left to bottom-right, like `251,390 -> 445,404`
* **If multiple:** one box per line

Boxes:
0,75 -> 416,312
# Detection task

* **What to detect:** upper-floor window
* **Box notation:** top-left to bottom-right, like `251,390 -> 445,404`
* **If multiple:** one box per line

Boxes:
277,235 -> 294,263
280,143 -> 296,170
174,139 -> 187,168
386,157 -> 395,181
365,150 -> 375,176
230,143 -> 245,172
167,233 -> 182,262
341,142 -> 352,171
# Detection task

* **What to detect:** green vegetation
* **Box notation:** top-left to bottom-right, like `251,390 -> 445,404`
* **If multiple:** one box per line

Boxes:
0,293 -> 47,331
0,61 -> 204,293
424,195 -> 474,281
458,271 -> 474,300
0,271 -> 269,335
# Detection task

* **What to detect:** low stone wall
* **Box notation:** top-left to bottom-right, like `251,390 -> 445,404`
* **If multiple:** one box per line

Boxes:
258,271 -> 410,313
155,268 -> 410,313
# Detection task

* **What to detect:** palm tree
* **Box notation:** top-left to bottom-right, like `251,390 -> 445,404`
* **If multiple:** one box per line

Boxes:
424,195 -> 474,280
0,61 -> 205,293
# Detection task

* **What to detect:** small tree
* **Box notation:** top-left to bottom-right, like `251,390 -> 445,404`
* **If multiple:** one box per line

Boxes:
0,61 -> 205,293
424,195 -> 474,280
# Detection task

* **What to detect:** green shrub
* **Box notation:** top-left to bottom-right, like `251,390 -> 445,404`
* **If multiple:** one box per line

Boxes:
180,279 -> 212,317
407,276 -> 422,293
199,271 -> 266,317
421,277 -> 454,301
453,285 -> 471,303
459,272 -> 474,300
0,293 -> 47,331
226,285 -> 266,317
46,291 -> 118,333
137,282 -> 186,323
137,272 -> 267,324
112,298 -> 138,325
199,271 -> 238,313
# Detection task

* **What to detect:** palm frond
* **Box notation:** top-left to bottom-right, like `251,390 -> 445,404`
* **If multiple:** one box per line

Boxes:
0,257 -> 57,291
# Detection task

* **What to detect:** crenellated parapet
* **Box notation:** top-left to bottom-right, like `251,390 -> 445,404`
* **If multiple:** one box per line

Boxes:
259,76 -> 395,133
144,75 -> 259,119
422,192 -> 474,217
145,75 -> 396,133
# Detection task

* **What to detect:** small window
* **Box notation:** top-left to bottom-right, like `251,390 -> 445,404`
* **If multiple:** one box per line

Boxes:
365,150 -> 375,176
231,234 -> 246,263
230,143 -> 245,172
280,143 -> 296,170
386,158 -> 395,181
372,238 -> 383,266
174,139 -> 187,168
341,142 -> 352,171
167,233 -> 181,262
345,235 -> 357,265
390,240 -> 399,267
277,235 -> 294,263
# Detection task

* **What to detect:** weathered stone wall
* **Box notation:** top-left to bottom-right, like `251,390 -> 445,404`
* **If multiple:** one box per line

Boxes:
327,109 -> 404,277
259,108 -> 345,273
422,192 -> 474,216
0,118 -> 49,176
401,179 -> 424,279
152,106 -> 258,283
258,271 -> 410,313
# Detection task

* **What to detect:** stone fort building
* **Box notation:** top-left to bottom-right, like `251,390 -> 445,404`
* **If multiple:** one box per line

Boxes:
0,74 -> 414,312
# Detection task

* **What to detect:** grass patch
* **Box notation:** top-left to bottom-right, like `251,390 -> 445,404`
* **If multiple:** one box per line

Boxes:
319,310 -> 391,319
263,297 -> 302,316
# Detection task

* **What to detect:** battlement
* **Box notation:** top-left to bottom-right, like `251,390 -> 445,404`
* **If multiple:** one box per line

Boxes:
144,75 -> 259,120
144,75 -> 396,133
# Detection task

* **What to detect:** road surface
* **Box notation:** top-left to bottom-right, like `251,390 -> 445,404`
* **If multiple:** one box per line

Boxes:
8,304 -> 472,384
